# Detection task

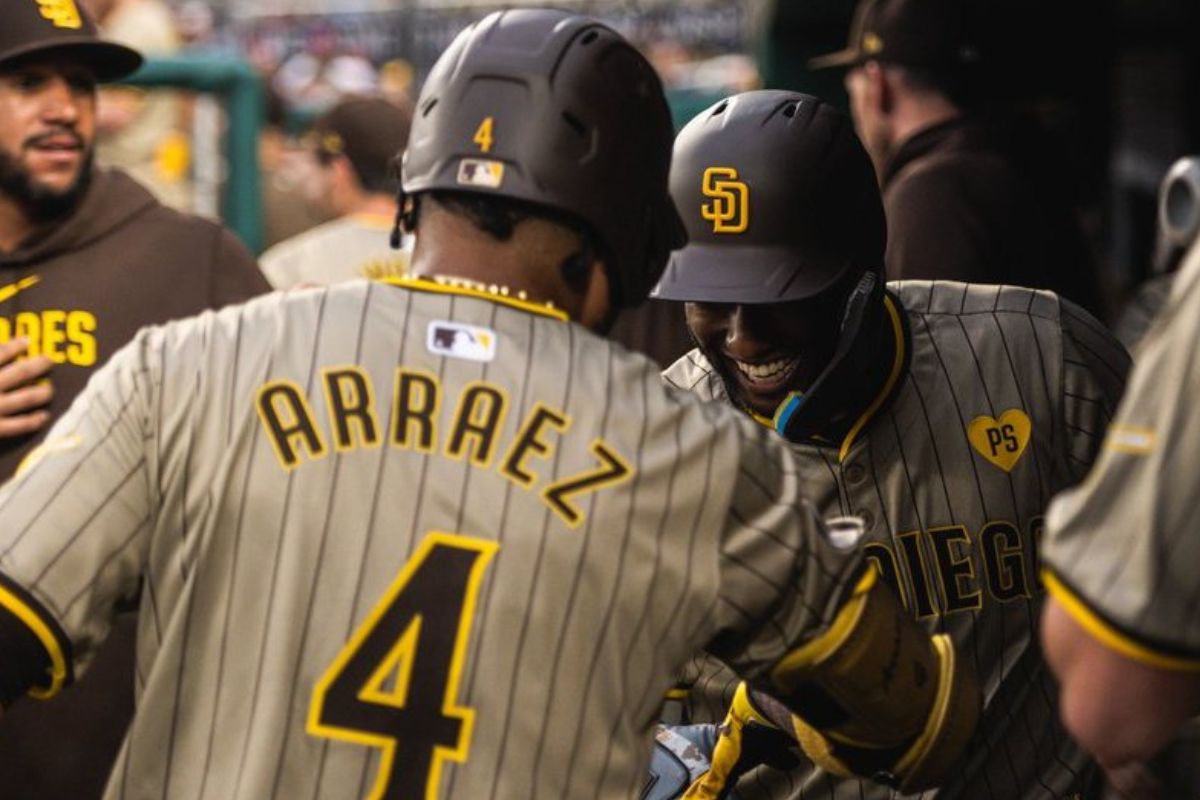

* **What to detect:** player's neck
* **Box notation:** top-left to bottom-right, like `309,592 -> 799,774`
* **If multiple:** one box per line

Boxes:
410,212 -> 605,325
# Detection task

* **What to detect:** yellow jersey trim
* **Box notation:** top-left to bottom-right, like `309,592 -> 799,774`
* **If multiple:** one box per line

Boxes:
379,276 -> 569,321
1104,425 -> 1157,455
0,582 -> 70,698
771,567 -> 877,679
838,294 -> 906,463
1042,569 -> 1200,672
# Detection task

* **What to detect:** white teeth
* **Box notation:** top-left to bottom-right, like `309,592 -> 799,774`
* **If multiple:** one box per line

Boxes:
734,358 -> 798,383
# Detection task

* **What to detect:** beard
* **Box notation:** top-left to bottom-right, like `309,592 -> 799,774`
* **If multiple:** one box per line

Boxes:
0,144 -> 94,224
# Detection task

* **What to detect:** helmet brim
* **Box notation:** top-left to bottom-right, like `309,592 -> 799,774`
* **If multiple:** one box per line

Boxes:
652,242 -> 854,304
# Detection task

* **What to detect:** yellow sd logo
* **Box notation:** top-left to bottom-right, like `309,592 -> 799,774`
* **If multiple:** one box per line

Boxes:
700,167 -> 750,234
35,0 -> 82,29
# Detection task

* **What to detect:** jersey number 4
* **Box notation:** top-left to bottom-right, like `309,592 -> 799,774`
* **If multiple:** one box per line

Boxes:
307,532 -> 498,800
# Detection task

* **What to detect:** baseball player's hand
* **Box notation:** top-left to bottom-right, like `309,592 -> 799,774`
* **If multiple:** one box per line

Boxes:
679,684 -> 800,799
0,338 -> 54,438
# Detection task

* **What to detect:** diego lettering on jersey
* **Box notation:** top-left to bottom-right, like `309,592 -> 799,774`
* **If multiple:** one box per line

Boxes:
860,516 -> 1046,619
255,368 -> 634,529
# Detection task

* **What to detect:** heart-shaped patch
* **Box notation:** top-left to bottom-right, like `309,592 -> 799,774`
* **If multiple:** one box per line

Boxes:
967,409 -> 1032,472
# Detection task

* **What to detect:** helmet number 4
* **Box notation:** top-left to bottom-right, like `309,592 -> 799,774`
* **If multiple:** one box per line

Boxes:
473,117 -> 495,154
308,532 -> 498,800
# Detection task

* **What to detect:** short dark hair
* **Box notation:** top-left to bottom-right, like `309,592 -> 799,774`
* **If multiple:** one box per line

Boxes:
424,191 -> 594,247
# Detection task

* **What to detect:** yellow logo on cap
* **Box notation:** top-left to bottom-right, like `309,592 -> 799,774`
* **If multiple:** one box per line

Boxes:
35,0 -> 83,30
701,167 -> 749,234
863,32 -> 884,54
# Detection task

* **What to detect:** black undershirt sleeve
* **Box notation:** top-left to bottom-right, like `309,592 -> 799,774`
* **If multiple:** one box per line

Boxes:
0,573 -> 74,708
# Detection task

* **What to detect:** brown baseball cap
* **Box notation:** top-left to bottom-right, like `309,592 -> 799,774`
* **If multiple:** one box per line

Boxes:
313,97 -> 413,188
809,0 -> 981,71
0,0 -> 143,82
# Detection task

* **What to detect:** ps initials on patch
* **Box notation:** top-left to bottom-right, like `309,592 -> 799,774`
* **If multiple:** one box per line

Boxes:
967,409 -> 1032,472
428,321 -> 497,363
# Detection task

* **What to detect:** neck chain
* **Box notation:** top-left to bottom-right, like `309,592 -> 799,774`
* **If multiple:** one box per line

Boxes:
422,273 -> 557,310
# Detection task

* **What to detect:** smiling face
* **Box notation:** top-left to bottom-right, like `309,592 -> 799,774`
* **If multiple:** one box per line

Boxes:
0,55 -> 97,220
685,292 -> 847,418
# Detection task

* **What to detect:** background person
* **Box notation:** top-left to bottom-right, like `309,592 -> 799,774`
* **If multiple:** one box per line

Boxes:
810,0 -> 1105,318
260,95 -> 412,289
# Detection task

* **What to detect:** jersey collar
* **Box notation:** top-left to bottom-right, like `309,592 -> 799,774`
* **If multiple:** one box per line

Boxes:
378,275 -> 569,322
833,291 -> 908,461
763,291 -> 909,461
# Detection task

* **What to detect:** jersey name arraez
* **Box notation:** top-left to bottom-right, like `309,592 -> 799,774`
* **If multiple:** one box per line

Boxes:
254,368 -> 633,528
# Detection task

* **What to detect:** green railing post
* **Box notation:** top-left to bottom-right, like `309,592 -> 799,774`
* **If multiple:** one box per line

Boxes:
123,56 -> 265,254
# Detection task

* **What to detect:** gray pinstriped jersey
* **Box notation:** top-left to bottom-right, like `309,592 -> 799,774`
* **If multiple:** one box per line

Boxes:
0,277 -> 862,800
663,282 -> 1130,800
1045,238 -> 1200,657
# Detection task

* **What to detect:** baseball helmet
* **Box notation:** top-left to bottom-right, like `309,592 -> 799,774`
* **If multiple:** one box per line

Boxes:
653,90 -> 885,304
400,9 -> 685,308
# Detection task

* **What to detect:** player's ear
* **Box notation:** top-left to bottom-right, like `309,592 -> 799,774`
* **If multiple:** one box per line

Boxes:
866,61 -> 893,115
577,254 -> 613,332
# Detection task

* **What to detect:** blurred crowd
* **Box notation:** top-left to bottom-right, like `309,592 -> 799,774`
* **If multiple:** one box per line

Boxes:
84,0 -> 756,263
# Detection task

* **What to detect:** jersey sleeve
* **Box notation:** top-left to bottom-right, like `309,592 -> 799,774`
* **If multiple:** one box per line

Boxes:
705,417 -> 864,683
209,226 -> 272,307
1043,247 -> 1200,669
1057,298 -> 1131,483
0,328 -> 160,703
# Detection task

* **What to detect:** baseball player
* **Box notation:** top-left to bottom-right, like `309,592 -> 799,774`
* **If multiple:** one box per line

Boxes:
651,91 -> 1130,799
1041,236 -> 1200,797
0,12 -> 977,800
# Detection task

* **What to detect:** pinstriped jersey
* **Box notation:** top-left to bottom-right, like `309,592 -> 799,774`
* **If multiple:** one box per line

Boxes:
0,276 -> 862,800
1044,239 -> 1200,663
663,281 -> 1130,800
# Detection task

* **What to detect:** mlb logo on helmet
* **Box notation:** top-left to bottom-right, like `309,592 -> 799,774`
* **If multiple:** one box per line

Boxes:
457,159 -> 505,190
428,321 -> 497,363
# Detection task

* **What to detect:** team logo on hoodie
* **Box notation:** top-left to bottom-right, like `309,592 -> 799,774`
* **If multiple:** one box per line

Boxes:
0,275 -> 98,366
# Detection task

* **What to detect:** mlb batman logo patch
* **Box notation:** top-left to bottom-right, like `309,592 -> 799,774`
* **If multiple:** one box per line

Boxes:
967,409 -> 1031,472
427,321 -> 496,362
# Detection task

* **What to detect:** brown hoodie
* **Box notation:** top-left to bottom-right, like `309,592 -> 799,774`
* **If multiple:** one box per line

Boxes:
0,168 -> 269,479
0,168 -> 268,800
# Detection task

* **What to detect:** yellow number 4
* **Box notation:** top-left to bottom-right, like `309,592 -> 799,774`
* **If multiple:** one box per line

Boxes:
308,532 -> 498,800
472,117 -> 495,153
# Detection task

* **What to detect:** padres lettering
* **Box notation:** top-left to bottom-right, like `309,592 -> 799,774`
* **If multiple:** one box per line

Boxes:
0,311 -> 98,366
256,368 -> 633,528
863,517 -> 1044,619
700,167 -> 750,234
34,0 -> 82,29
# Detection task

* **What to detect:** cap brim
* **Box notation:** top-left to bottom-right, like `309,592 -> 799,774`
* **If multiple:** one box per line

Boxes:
1,40 -> 144,82
652,242 -> 850,304
807,47 -> 861,70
